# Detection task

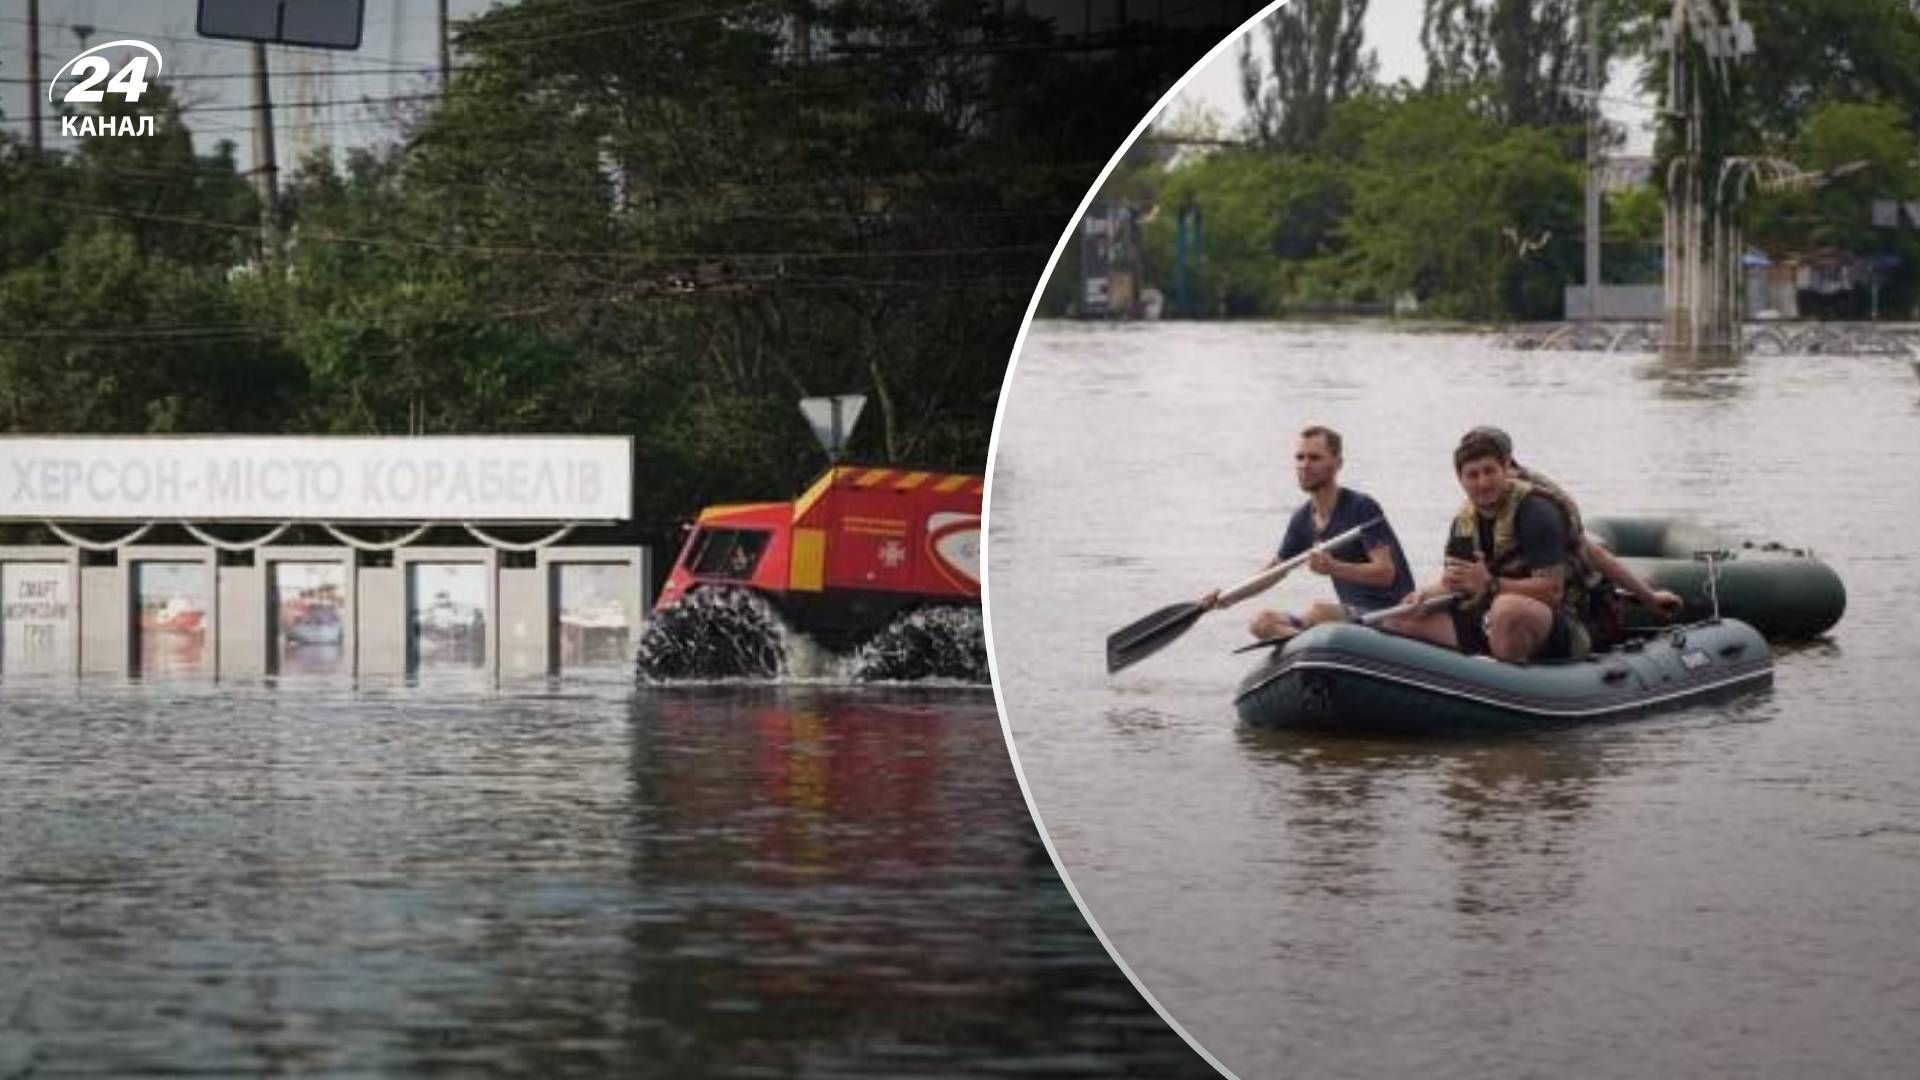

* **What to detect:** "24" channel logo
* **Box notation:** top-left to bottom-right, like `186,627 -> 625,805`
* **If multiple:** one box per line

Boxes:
46,39 -> 164,105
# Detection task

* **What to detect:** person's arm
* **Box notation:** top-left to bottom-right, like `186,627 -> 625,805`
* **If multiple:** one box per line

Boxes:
1510,498 -> 1568,606
1585,536 -> 1683,617
1415,523 -> 1456,602
1313,541 -> 1399,588
1199,513 -> 1305,609
1310,497 -> 1400,588
1448,499 -> 1566,607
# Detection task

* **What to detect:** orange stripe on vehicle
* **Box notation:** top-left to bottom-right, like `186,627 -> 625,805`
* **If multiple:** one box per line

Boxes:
791,469 -> 842,523
894,471 -> 930,490
934,475 -> 971,493
789,528 -> 826,591
699,501 -> 786,522
856,469 -> 893,488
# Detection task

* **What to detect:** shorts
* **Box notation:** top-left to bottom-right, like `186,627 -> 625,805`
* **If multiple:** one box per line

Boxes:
1451,606 -> 1579,661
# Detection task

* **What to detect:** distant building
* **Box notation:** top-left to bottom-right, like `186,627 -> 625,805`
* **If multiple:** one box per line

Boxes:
1079,203 -> 1143,319
1784,248 -> 1901,318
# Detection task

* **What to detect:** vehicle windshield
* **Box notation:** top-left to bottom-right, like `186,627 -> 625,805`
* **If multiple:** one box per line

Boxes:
687,528 -> 770,581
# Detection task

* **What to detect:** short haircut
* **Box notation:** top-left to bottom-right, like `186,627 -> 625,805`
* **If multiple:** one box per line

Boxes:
1454,429 -> 1509,473
1299,425 -> 1342,458
1462,425 -> 1513,460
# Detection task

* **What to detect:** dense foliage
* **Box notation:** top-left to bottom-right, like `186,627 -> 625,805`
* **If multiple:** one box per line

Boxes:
1066,0 -> 1920,323
1,1 -> 1237,550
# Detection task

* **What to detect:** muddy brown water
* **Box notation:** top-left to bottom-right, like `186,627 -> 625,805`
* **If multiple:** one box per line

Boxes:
989,321 -> 1920,1079
0,679 -> 1213,1077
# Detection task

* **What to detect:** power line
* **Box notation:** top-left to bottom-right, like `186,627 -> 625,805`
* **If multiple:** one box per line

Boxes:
6,145 -> 1116,195
0,276 -> 1028,348
25,169 -> 1103,219
0,65 -> 457,85
0,326 -> 273,343
5,56 -> 1040,133
46,162 -> 1078,220
2,0 -> 764,69
21,196 -> 1056,263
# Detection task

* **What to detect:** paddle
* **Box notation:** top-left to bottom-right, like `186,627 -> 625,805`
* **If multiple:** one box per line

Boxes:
1105,517 -> 1382,674
1229,592 -> 1461,654
1358,591 -> 1461,628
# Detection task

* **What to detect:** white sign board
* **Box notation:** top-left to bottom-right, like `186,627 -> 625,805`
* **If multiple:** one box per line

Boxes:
2,562 -> 74,675
0,437 -> 632,522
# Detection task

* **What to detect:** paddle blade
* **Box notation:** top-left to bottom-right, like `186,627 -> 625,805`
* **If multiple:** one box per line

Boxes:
1106,602 -> 1204,674
1231,636 -> 1291,655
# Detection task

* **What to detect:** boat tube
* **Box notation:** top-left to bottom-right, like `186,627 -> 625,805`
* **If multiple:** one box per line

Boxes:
1588,517 -> 1844,641
1234,618 -> 1772,734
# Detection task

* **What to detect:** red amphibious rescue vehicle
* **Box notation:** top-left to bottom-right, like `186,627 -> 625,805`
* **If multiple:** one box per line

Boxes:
655,465 -> 982,649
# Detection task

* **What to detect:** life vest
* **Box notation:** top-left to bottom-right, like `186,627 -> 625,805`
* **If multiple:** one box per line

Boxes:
1451,478 -> 1592,657
1515,466 -> 1603,582
1513,466 -> 1583,543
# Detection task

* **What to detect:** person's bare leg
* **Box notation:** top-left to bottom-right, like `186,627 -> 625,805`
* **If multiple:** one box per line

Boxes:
1249,610 -> 1301,641
1484,594 -> 1553,661
1378,607 -> 1460,649
1300,600 -> 1348,627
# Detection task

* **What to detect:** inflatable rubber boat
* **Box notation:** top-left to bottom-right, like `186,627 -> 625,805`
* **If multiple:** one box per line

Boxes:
1588,517 -> 1844,641
1233,618 -> 1772,734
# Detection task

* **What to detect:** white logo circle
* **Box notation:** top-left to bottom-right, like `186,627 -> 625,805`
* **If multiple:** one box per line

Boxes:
46,40 -> 164,105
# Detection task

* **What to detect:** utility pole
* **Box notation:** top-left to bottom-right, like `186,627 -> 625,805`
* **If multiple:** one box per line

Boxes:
788,5 -> 809,62
1583,0 -> 1601,320
250,42 -> 280,263
437,0 -> 450,86
27,0 -> 43,155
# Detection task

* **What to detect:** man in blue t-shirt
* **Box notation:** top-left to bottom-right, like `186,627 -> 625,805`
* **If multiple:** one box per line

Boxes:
1205,425 -> 1415,641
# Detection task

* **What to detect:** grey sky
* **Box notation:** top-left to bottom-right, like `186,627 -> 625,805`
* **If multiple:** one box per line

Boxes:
5,0 -> 506,170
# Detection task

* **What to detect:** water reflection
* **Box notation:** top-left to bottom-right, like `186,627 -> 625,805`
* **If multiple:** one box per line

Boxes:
1237,729 -> 1612,917
0,684 -> 1211,1077
1637,349 -> 1750,401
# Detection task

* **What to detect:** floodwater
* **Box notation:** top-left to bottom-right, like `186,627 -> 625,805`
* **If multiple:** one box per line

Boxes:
0,679 -> 1212,1077
988,321 -> 1920,1079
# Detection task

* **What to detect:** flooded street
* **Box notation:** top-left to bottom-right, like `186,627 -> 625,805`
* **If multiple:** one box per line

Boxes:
989,322 -> 1920,1079
0,681 -> 1210,1077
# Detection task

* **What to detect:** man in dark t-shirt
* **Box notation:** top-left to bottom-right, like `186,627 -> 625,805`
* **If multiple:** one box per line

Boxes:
1380,429 -> 1587,661
1203,425 -> 1414,641
1273,487 -> 1415,614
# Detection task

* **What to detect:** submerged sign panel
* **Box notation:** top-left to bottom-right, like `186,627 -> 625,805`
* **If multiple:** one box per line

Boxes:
270,562 -> 348,677
135,561 -> 212,678
409,563 -> 487,673
2,562 -> 74,676
0,437 -> 632,522
555,563 -> 634,669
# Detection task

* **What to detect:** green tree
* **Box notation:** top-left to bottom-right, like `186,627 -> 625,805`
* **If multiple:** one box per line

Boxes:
5,0 -> 1244,552
0,89 -> 291,435
1339,93 -> 1580,318
0,229 -> 300,433
1422,0 -> 1616,128
1694,0 -> 1920,144
1603,185 -> 1664,283
1741,101 -> 1920,313
1241,0 -> 1378,150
